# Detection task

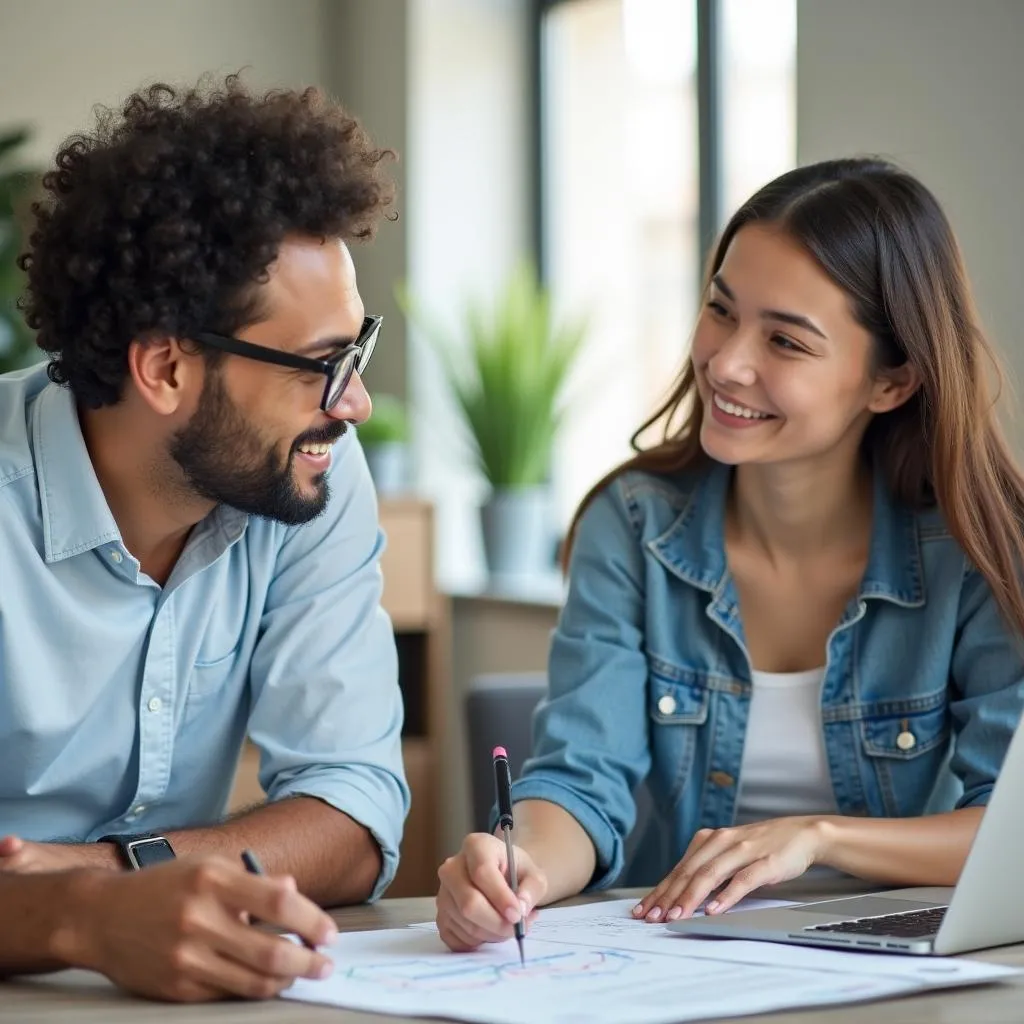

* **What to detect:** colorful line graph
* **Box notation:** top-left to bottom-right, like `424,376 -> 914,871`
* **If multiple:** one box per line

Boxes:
337,948 -> 640,992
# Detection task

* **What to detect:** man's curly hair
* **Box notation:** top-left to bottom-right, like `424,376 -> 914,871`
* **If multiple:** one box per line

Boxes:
18,74 -> 396,408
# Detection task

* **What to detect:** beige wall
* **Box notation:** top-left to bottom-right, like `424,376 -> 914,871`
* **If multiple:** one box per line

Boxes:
0,0 -> 411,397
323,0 -> 409,402
797,0 -> 1024,440
0,0 -> 328,164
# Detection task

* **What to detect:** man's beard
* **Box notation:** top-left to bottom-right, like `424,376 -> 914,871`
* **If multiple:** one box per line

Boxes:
169,369 -> 346,526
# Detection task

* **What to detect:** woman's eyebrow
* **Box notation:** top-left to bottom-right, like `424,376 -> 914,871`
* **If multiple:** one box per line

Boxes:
712,273 -> 829,340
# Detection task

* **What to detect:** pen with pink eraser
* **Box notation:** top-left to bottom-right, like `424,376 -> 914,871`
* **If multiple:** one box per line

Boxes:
492,745 -> 526,965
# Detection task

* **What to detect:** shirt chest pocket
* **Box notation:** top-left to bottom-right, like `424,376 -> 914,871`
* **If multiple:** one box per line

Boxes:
647,656 -> 711,806
182,640 -> 244,723
858,689 -> 951,816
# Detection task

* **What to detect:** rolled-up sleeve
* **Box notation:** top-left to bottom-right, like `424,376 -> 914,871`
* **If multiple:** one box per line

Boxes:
510,479 -> 651,889
949,567 -> 1024,809
246,433 -> 409,900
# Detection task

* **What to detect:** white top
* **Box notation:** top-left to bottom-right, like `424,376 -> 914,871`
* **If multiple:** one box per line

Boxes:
733,667 -> 841,826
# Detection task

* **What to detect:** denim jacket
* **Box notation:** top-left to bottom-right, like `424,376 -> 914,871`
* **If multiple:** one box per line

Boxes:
510,462 -> 1024,888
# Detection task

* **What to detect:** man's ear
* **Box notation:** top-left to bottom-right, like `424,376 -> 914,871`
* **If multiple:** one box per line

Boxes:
868,361 -> 920,415
126,337 -> 202,416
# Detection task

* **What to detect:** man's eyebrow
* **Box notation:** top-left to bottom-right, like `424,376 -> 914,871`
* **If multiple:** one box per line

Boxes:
710,273 -> 828,340
295,335 -> 356,358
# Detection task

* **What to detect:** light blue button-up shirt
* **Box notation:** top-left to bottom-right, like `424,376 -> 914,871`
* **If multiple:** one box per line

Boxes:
0,365 -> 409,898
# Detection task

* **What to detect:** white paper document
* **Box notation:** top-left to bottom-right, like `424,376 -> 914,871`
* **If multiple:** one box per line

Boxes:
510,896 -> 797,947
282,907 -> 1018,1024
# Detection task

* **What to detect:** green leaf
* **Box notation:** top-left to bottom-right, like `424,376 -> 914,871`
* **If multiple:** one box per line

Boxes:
397,259 -> 587,488
357,393 -> 409,445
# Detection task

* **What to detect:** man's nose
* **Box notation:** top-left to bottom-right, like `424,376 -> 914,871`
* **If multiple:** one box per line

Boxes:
328,370 -> 371,424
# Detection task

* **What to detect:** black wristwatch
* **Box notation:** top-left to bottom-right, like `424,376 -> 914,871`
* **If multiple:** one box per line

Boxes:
98,832 -> 177,870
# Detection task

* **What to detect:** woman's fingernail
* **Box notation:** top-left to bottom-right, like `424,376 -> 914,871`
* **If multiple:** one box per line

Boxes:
318,960 -> 334,979
666,906 -> 682,921
505,906 -> 520,923
632,903 -> 645,917
519,899 -> 529,918
706,900 -> 720,914
646,906 -> 663,922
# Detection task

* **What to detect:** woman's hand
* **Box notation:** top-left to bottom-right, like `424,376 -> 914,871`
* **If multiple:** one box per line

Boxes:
436,833 -> 546,952
633,816 -> 832,922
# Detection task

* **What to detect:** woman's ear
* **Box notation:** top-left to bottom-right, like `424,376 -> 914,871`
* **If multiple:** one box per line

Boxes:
868,362 -> 920,415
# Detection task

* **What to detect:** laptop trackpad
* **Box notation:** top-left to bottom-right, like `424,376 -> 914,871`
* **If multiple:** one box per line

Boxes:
799,896 -> 939,917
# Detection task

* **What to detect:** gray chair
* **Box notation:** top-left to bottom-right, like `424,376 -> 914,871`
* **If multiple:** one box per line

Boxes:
465,672 -> 547,833
465,671 -> 654,882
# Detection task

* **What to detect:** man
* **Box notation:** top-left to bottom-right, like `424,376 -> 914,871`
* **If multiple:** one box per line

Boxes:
0,75 -> 409,1001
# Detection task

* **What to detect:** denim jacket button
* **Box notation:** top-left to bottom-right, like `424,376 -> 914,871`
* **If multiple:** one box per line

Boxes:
657,695 -> 677,716
709,770 -> 735,788
896,730 -> 917,751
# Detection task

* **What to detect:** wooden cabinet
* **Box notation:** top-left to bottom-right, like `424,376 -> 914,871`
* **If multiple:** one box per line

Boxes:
228,498 -> 449,898
378,498 -> 450,897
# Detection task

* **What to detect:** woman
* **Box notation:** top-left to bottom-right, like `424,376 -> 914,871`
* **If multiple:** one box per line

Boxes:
436,158 -> 1024,951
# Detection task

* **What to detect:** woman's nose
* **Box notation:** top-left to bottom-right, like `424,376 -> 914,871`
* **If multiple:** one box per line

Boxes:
706,330 -> 758,389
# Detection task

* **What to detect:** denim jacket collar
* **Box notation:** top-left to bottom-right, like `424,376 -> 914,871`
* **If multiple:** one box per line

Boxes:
647,461 -> 925,608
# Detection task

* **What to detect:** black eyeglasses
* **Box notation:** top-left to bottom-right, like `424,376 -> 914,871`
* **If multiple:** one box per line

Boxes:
195,315 -> 382,412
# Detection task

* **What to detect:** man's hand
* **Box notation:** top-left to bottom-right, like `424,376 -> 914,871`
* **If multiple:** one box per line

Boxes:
0,835 -> 119,874
52,855 -> 337,1002
632,816 -> 830,922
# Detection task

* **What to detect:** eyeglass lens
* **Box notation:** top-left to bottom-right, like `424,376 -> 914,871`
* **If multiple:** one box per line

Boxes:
325,321 -> 380,410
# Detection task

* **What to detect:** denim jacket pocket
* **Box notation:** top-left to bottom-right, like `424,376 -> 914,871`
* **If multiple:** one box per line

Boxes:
648,656 -> 711,805
858,688 -> 950,815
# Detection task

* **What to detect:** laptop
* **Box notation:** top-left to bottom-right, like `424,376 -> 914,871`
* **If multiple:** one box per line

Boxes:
666,716 -> 1024,955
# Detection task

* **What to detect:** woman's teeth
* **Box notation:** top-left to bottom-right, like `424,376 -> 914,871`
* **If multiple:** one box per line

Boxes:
713,392 -> 772,420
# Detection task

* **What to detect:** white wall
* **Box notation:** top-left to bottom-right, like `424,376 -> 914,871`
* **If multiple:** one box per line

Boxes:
797,0 -> 1024,438
406,0 -> 532,591
0,0 -> 327,165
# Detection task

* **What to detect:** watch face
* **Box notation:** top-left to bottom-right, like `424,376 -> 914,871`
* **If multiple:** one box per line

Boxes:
127,837 -> 175,869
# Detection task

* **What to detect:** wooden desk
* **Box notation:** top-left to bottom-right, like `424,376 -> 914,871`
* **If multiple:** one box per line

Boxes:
4,885 -> 1024,1022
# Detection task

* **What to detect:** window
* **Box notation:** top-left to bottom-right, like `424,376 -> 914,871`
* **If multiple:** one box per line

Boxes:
539,0 -> 795,527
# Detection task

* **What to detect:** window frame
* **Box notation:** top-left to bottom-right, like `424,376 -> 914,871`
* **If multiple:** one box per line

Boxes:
531,0 -> 723,294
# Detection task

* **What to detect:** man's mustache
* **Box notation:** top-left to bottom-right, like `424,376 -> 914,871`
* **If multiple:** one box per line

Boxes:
292,423 -> 348,451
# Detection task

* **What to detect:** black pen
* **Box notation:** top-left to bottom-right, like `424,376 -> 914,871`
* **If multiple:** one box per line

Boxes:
492,746 -> 526,966
240,848 -> 317,951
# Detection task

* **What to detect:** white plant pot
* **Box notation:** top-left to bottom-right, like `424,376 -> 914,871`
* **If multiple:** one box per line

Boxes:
480,486 -> 554,583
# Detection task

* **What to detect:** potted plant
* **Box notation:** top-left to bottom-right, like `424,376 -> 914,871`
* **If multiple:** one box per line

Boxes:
400,261 -> 586,581
0,128 -> 40,375
358,392 -> 411,497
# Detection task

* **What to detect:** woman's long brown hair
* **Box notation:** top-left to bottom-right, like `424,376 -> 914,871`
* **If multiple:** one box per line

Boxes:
564,157 -> 1024,639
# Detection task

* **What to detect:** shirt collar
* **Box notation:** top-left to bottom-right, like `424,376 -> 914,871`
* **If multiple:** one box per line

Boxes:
30,383 -> 250,567
648,459 -> 925,606
32,383 -> 120,563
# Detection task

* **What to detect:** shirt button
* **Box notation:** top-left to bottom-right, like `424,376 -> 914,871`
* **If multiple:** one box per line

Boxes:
896,730 -> 916,751
109,549 -> 123,563
147,697 -> 162,713
709,770 -> 736,788
657,695 -> 677,715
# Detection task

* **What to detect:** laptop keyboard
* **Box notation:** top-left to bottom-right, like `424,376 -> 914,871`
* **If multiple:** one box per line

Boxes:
804,906 -> 949,938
